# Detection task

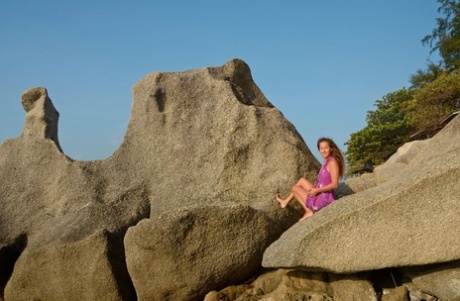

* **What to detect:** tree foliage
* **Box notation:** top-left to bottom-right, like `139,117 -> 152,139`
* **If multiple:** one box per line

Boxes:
345,1 -> 460,173
423,0 -> 460,70
346,73 -> 460,171
345,89 -> 414,170
409,62 -> 444,89
407,71 -> 460,133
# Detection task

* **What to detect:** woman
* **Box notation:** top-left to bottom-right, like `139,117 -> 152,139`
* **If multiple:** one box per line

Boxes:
276,137 -> 345,221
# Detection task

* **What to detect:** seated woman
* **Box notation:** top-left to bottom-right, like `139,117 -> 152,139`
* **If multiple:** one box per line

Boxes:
276,137 -> 345,221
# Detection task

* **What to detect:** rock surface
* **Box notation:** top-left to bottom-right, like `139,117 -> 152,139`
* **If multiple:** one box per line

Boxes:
4,230 -> 136,301
344,139 -> 431,193
263,114 -> 460,273
203,268 -> 433,301
211,118 -> 459,299
0,59 -> 319,300
402,261 -> 460,301
2,58 -> 458,300
124,204 -> 271,301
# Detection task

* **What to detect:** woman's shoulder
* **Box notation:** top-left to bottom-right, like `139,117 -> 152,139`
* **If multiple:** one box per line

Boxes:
327,156 -> 337,163
326,156 -> 339,168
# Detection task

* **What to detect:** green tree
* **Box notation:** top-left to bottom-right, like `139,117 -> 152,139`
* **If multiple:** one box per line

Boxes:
407,71 -> 460,133
346,1 -> 460,174
409,62 -> 444,89
345,89 -> 414,171
423,0 -> 460,70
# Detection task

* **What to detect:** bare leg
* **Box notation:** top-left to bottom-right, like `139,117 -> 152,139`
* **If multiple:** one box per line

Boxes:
276,193 -> 294,208
292,185 -> 314,221
277,177 -> 315,221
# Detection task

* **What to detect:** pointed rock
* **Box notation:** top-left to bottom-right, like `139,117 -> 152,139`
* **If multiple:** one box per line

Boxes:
21,87 -> 61,148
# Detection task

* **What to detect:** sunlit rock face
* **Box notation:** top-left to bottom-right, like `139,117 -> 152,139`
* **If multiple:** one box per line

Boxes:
0,59 -> 319,301
261,114 -> 460,300
263,114 -> 460,273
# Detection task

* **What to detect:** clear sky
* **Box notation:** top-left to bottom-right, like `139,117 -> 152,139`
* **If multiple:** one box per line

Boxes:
0,1 -> 441,162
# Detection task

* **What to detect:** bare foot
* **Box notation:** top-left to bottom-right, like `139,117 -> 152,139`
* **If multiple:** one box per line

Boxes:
299,211 -> 313,221
276,195 -> 288,208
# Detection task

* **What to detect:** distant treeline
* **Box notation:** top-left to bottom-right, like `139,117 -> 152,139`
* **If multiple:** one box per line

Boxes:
345,0 -> 460,174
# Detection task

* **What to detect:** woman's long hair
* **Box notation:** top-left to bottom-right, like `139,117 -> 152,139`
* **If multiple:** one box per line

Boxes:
317,137 -> 345,178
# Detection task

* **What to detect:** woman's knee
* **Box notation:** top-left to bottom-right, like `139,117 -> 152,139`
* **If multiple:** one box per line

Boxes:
296,177 -> 306,185
292,185 -> 305,195
292,182 -> 303,192
298,177 -> 312,189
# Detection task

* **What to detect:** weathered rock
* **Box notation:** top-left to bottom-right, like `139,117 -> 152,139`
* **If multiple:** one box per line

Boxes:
0,88 -> 151,248
0,59 -> 319,300
250,269 -> 288,295
118,58 -> 318,300
124,204 -> 271,301
402,260 -> 460,301
4,230 -> 135,301
404,282 -> 441,301
254,270 -> 332,301
345,139 -> 431,193
118,58 -> 319,216
0,237 -> 26,301
207,269 -> 379,301
263,114 -> 460,273
21,86 -> 61,147
373,139 -> 431,186
328,273 -> 377,301
381,286 -> 409,301
203,284 -> 252,301
206,267 -> 445,301
342,172 -> 376,194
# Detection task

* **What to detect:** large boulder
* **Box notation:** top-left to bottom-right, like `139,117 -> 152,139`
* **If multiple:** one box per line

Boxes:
263,114 -> 460,273
118,58 -> 320,300
0,59 -> 319,300
4,230 -> 136,301
124,204 -> 271,301
115,58 -> 319,215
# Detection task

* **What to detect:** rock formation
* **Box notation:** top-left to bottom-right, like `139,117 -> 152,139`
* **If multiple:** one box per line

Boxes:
263,113 -> 460,272
263,114 -> 460,300
2,58 -> 459,301
0,59 -> 319,301
205,116 -> 460,300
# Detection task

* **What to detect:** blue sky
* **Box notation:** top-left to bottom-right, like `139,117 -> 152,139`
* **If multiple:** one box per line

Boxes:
0,1 -> 441,161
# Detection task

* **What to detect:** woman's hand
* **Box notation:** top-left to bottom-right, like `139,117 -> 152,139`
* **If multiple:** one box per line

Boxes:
308,188 -> 319,197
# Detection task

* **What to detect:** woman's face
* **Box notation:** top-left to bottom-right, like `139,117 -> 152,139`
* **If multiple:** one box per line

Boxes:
318,141 -> 331,159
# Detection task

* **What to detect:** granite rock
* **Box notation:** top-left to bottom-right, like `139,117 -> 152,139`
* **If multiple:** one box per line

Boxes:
263,114 -> 460,273
0,59 -> 318,300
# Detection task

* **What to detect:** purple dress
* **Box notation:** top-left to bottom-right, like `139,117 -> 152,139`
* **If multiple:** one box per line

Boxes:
306,156 -> 335,212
